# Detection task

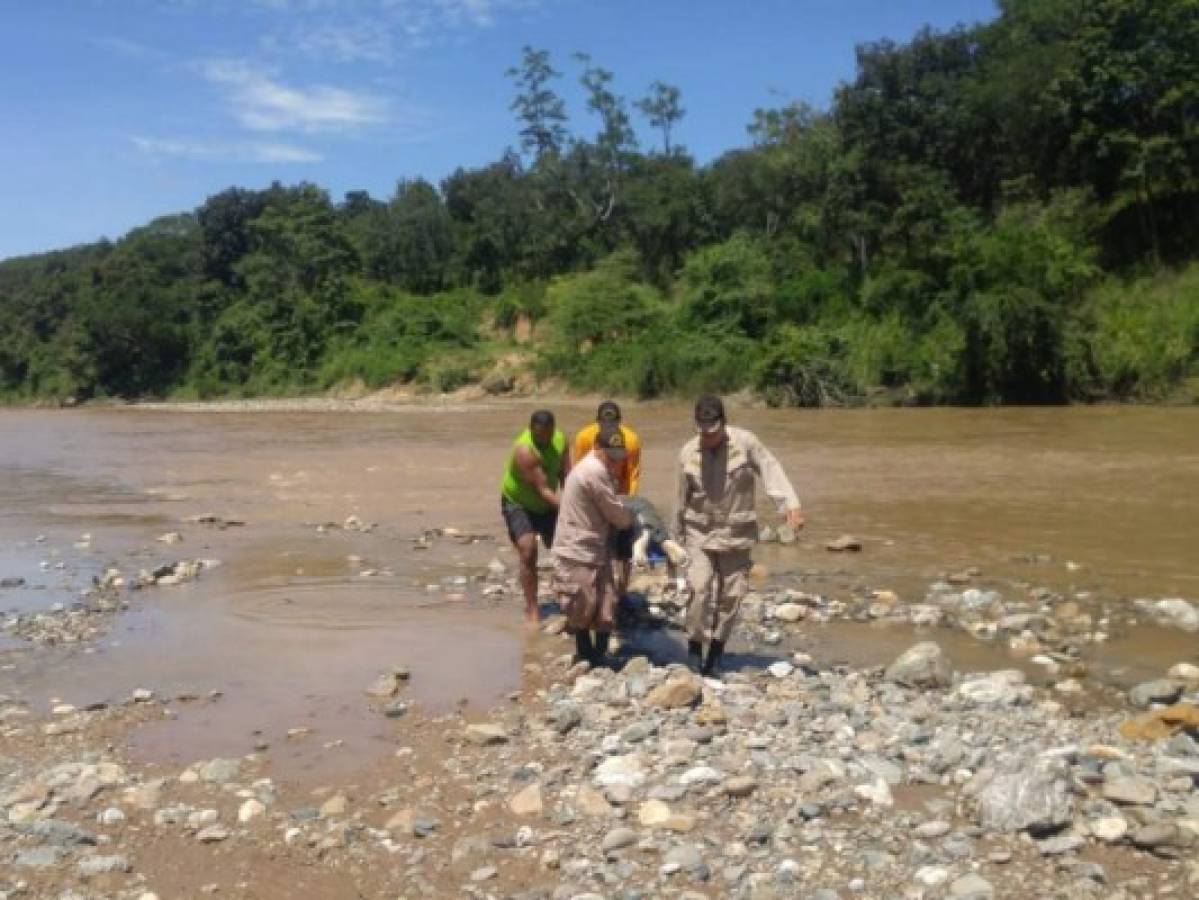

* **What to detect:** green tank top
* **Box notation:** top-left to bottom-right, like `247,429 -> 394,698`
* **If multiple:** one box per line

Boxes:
501,428 -> 566,514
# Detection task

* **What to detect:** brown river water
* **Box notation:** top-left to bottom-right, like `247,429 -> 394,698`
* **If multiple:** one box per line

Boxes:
1,402 -> 1197,780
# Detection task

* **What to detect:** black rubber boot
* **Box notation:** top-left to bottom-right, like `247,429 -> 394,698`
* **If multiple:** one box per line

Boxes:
687,640 -> 703,672
574,631 -> 594,665
592,631 -> 611,666
702,639 -> 725,678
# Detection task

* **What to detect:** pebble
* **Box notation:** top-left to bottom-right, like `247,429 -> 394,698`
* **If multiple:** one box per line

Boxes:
1038,833 -> 1085,855
470,865 -> 498,882
1102,775 -> 1158,806
238,799 -> 266,823
15,846 -> 66,868
319,794 -> 348,818
949,873 -> 995,899
78,854 -> 132,878
384,699 -> 410,719
99,807 -> 126,826
1092,817 -> 1128,842
826,534 -> 862,552
853,777 -> 893,807
915,866 -> 949,886
722,775 -> 759,798
914,821 -> 952,839
602,827 -> 638,854
767,661 -> 794,679
509,783 -> 543,816
662,844 -> 707,880
1131,822 -> 1185,851
464,723 -> 509,746
1128,679 -> 1184,709
198,757 -> 240,784
773,603 -> 806,622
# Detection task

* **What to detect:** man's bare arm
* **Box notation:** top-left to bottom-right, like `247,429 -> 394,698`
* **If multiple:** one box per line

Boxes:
559,442 -> 572,482
514,444 -> 559,508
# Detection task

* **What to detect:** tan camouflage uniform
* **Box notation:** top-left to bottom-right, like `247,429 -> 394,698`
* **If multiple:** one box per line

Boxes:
674,426 -> 800,643
552,453 -> 633,635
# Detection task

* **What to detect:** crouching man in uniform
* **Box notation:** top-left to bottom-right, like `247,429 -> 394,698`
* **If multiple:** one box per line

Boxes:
674,394 -> 804,677
552,423 -> 634,666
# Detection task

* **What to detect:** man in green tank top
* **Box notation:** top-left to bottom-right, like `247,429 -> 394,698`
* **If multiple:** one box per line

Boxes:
500,409 -> 570,624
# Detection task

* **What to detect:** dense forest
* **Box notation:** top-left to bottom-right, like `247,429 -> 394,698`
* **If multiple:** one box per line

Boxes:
1,0 -> 1197,406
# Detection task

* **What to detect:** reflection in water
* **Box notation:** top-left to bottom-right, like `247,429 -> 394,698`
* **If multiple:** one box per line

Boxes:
1,402 -> 1197,779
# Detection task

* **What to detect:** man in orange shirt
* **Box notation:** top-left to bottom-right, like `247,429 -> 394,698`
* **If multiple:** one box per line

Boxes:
572,401 -> 641,596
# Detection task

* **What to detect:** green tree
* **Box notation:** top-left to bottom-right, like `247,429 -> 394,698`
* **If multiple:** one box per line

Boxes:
636,81 -> 685,154
679,235 -> 777,339
1050,0 -> 1199,265
507,46 -> 570,160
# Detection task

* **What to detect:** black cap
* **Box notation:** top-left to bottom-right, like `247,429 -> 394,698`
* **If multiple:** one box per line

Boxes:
596,422 -> 628,460
694,394 -> 725,431
596,400 -> 621,423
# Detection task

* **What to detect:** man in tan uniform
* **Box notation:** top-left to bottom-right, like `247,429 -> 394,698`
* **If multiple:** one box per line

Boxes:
552,423 -> 634,666
674,394 -> 804,676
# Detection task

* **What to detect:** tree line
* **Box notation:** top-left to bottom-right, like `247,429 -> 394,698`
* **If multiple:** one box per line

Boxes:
1,0 -> 1196,405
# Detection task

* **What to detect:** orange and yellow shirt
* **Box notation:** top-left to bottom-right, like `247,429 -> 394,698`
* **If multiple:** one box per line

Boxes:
572,422 -> 641,495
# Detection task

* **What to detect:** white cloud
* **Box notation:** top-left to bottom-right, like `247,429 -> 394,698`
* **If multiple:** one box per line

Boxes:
434,0 -> 496,27
131,136 -> 323,163
253,0 -> 548,63
202,59 -> 388,132
287,22 -> 395,63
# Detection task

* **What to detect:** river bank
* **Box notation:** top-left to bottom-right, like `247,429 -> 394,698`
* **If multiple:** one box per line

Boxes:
1,403 -> 1197,895
3,551 -> 1199,898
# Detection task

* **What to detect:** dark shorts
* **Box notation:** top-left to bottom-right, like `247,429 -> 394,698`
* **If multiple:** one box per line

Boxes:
501,497 -> 557,548
610,526 -> 635,561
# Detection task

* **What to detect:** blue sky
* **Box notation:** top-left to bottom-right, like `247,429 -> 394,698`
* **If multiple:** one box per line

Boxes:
0,0 -> 998,261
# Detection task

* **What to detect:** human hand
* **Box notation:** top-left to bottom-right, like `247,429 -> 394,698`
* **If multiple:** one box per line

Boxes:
631,533 -> 650,569
662,539 -> 689,570
785,507 -> 806,532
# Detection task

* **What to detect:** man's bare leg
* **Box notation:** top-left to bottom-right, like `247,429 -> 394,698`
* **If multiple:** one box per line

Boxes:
515,531 -> 541,624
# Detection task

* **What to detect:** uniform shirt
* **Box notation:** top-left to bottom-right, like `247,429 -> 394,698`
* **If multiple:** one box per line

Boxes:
572,422 -> 641,495
553,453 -> 634,566
674,426 -> 800,552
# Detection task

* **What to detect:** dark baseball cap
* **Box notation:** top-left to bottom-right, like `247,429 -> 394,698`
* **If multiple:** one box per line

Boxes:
596,422 -> 628,460
596,400 -> 621,423
694,394 -> 725,432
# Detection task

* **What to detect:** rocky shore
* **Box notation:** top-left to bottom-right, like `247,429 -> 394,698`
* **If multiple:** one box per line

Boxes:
3,539 -> 1199,899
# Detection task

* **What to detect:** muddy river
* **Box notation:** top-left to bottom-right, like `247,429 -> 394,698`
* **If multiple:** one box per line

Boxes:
1,401 -> 1197,781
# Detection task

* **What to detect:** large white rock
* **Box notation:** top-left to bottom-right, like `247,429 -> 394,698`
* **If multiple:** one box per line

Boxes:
956,670 -> 1031,707
594,754 -> 646,789
977,758 -> 1073,833
884,642 -> 952,688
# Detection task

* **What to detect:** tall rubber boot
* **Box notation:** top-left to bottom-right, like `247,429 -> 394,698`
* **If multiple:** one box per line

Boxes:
687,640 -> 703,673
574,631 -> 594,665
592,631 -> 610,666
702,639 -> 725,678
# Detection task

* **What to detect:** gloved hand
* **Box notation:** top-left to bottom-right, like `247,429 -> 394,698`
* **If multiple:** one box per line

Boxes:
631,532 -> 651,569
662,539 -> 689,570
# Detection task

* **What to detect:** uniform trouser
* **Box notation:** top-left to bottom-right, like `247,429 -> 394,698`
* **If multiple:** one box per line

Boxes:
553,558 -> 617,634
683,542 -> 752,643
